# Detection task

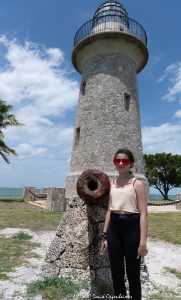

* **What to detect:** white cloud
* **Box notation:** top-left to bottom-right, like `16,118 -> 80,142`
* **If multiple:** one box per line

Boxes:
0,35 -> 79,111
156,64 -> 181,155
158,62 -> 181,102
174,110 -> 181,118
0,35 -> 79,167
15,143 -> 47,159
142,122 -> 181,154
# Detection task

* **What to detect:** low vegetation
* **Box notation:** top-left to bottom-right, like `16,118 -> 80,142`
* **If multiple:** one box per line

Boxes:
12,231 -> 33,241
146,282 -> 181,299
148,212 -> 181,244
164,267 -> 181,280
0,231 -> 40,280
0,201 -> 62,230
27,276 -> 88,300
0,197 -> 23,202
0,200 -> 180,299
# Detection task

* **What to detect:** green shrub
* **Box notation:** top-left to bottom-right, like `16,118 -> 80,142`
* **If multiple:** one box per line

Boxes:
27,276 -> 85,300
12,231 -> 32,241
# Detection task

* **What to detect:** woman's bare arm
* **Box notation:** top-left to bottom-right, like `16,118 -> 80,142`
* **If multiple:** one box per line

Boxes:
134,180 -> 148,256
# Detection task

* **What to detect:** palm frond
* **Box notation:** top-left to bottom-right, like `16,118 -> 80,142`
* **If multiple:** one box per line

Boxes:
0,150 -> 10,163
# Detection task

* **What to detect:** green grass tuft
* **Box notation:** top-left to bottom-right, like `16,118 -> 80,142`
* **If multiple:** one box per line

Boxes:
145,282 -> 181,299
164,267 -> 181,280
12,231 -> 32,241
27,276 -> 85,300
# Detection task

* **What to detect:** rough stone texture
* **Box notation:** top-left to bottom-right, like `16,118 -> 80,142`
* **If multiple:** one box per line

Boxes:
45,188 -> 66,212
66,53 -> 148,198
23,187 -> 36,202
23,186 -> 66,212
43,196 -> 113,295
44,5 -> 149,297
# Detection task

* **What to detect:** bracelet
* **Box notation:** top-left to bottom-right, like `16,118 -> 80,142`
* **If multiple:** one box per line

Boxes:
101,232 -> 107,239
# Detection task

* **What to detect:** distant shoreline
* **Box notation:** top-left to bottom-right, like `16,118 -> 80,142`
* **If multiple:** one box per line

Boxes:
0,187 -> 40,198
0,187 -> 177,200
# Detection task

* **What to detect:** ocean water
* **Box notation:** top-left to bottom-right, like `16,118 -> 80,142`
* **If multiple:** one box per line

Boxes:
149,194 -> 176,200
0,187 -> 40,198
0,187 -> 177,200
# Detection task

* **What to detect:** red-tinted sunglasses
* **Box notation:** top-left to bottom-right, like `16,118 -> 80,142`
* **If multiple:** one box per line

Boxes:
113,158 -> 130,166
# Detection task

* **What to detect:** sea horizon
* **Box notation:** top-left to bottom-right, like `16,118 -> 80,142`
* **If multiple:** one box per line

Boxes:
0,187 -> 40,198
0,186 -> 178,200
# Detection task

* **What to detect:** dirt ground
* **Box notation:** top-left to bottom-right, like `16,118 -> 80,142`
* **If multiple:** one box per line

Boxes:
0,226 -> 181,300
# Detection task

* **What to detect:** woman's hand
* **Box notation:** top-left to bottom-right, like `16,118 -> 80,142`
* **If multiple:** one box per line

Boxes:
100,238 -> 108,255
137,245 -> 148,259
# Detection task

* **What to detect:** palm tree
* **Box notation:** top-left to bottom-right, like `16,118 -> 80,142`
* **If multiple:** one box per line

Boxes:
0,100 -> 23,163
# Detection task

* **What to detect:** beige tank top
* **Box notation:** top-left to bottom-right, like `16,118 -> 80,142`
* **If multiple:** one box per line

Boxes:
110,177 -> 139,213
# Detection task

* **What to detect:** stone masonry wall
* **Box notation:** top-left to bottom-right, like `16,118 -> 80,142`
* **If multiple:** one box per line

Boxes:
23,187 -> 36,202
45,188 -> 66,211
23,187 -> 66,212
66,53 -> 146,197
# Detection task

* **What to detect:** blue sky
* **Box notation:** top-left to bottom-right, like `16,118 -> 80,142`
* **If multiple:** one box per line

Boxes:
0,0 -> 180,195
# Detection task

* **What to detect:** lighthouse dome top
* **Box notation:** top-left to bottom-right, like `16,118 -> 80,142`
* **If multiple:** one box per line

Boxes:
93,1 -> 128,21
73,0 -> 148,67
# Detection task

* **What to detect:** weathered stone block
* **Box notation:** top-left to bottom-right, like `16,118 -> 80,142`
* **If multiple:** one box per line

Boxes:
23,187 -> 36,202
43,195 -> 113,293
46,188 -> 66,211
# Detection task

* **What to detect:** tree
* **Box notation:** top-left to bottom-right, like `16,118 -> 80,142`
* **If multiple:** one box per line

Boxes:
144,153 -> 181,200
0,100 -> 23,163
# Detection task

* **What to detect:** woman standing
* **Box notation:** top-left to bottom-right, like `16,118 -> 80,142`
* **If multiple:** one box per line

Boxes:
100,148 -> 148,299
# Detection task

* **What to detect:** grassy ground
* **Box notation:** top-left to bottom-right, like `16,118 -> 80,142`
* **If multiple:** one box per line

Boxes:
146,283 -> 181,300
148,212 -> 181,244
0,197 -> 23,202
0,200 -> 180,299
0,200 -> 180,243
0,231 -> 40,280
26,276 -> 89,300
164,267 -> 181,280
0,201 -> 62,230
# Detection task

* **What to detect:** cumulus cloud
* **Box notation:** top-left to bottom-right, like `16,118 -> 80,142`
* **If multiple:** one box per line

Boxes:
15,143 -> 47,159
0,35 -> 79,163
0,35 -> 79,111
174,110 -> 181,118
142,122 -> 181,154
158,62 -> 181,102
147,62 -> 181,156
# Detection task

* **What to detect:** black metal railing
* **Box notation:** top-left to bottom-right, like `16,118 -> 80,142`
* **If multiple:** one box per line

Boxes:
74,15 -> 147,47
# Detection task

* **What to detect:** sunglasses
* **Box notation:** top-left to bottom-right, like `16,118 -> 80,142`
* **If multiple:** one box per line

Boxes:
113,158 -> 130,166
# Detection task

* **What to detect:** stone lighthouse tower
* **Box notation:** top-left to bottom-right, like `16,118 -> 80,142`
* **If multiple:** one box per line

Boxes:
65,0 -> 148,198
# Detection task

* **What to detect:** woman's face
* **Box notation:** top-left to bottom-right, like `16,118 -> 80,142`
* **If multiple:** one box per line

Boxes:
113,153 -> 132,173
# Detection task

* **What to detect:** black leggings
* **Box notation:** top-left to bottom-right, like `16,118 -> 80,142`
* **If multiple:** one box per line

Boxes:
107,212 -> 141,300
